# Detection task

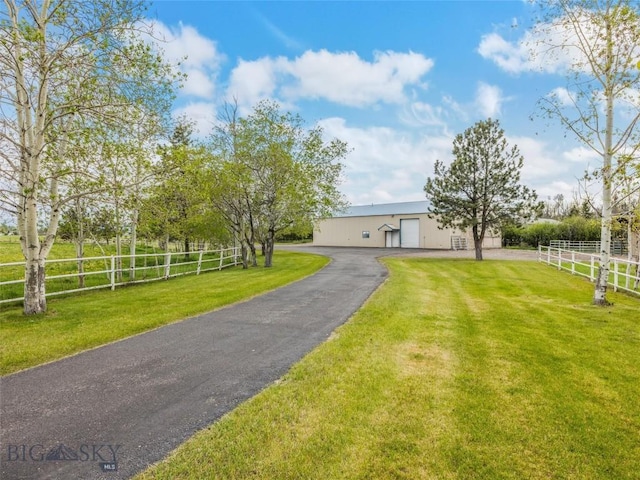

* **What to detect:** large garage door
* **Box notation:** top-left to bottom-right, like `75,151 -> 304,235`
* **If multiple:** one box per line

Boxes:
400,218 -> 419,248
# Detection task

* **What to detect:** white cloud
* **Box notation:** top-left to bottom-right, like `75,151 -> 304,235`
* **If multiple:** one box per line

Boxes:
399,101 -> 449,129
535,180 -> 579,201
147,20 -> 224,100
257,13 -> 305,51
442,95 -> 469,122
562,146 -> 600,164
401,84 -> 506,131
226,58 -> 279,109
507,135 -> 603,199
316,119 -> 588,204
318,117 -> 451,204
510,135 -> 570,183
227,49 -> 434,109
477,19 -> 586,75
172,102 -> 216,137
181,68 -> 216,98
548,87 -> 574,107
479,9 -> 640,76
477,32 -> 530,74
475,82 -> 504,118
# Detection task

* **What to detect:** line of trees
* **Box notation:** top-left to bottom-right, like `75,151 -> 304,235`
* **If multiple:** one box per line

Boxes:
504,217 -> 605,248
139,100 -> 348,270
56,102 -> 348,273
0,1 -> 348,315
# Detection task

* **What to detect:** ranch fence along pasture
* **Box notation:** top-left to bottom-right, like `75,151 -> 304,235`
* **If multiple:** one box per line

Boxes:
539,246 -> 640,297
549,240 -> 627,255
0,247 -> 239,305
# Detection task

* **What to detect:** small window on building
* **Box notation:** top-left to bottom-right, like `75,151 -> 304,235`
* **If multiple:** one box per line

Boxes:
362,231 -> 370,239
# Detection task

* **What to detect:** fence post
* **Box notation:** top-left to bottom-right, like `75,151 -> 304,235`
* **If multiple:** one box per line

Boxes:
110,256 -> 116,291
164,252 -> 171,279
613,259 -> 618,292
590,255 -> 595,282
219,247 -> 224,270
197,250 -> 204,275
571,251 -> 575,275
557,249 -> 562,270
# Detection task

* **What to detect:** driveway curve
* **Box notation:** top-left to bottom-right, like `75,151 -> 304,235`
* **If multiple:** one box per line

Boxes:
1,247 -> 391,480
1,246 -> 537,480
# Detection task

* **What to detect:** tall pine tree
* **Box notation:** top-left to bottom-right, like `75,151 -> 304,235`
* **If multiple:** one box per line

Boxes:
424,118 -> 540,260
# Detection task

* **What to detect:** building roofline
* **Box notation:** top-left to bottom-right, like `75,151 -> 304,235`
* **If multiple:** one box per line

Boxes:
333,200 -> 431,218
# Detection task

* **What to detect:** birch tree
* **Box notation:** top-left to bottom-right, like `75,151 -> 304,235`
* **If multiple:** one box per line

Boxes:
533,0 -> 640,305
0,0 -> 176,314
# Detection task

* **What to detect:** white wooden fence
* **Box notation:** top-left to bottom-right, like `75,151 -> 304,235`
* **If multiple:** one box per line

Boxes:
538,246 -> 640,297
549,240 -> 627,255
0,247 -> 239,305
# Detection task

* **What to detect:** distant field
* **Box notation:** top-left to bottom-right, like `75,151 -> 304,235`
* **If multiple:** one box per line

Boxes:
0,235 -> 159,263
0,237 -> 221,301
136,258 -> 640,480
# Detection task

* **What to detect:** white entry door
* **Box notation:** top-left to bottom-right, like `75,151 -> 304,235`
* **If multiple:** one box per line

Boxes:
385,230 -> 400,247
400,219 -> 419,248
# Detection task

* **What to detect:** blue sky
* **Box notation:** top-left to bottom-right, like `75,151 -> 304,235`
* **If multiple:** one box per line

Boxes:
147,0 -> 601,206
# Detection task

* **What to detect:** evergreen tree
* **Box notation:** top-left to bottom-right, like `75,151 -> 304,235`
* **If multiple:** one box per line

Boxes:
424,118 -> 540,260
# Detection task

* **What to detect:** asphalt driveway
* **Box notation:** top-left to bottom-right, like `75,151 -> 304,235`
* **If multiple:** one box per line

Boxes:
0,247 -> 392,480
1,246 -> 537,479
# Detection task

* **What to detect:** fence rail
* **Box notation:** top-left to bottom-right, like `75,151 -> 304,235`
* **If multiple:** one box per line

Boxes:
549,240 -> 627,255
0,247 -> 239,305
538,246 -> 640,297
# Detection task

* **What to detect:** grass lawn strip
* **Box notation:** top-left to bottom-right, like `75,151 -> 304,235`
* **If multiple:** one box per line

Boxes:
136,258 -> 640,480
0,251 -> 329,375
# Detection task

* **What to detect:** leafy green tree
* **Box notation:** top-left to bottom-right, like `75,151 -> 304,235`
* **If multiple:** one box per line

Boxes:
424,118 -> 540,260
533,0 -> 640,304
208,100 -> 348,268
0,0 -> 178,314
0,222 -> 15,235
522,222 -> 560,247
240,101 -> 348,267
140,122 -> 230,256
207,101 -> 257,268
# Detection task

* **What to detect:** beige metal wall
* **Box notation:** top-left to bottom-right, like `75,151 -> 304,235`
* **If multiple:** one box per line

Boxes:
313,214 -> 500,249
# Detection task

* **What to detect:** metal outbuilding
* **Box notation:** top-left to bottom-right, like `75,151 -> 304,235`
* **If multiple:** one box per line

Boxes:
313,201 -> 501,250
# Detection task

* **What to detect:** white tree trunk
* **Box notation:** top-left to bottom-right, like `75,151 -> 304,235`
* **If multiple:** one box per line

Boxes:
594,17 -> 614,306
24,256 -> 46,314
594,164 -> 612,305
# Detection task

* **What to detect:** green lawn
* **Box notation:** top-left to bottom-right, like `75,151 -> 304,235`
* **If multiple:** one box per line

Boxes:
539,247 -> 639,294
0,251 -> 329,375
0,237 -> 226,301
136,258 -> 640,480
0,235 -> 126,263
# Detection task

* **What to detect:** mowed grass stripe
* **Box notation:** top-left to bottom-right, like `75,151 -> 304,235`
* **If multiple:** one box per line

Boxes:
136,258 -> 640,480
0,251 -> 329,376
